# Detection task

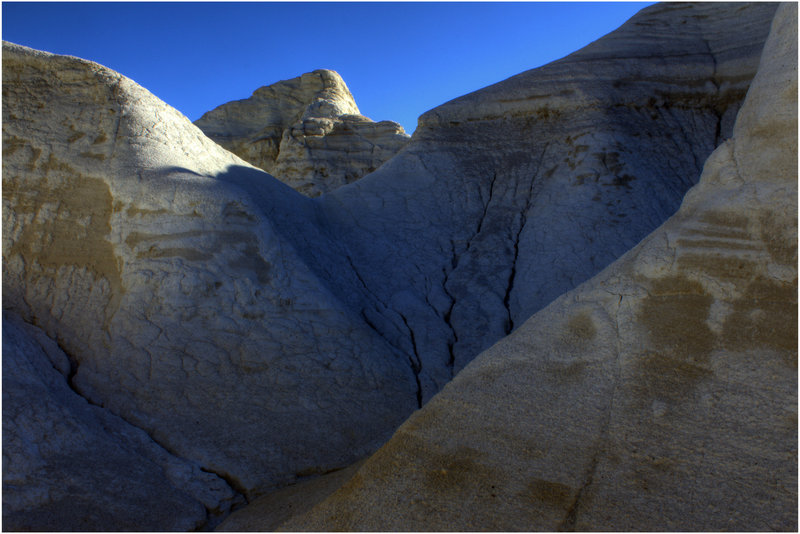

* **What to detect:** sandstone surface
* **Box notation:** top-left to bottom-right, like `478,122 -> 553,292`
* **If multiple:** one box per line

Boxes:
194,70 -> 410,197
282,3 -> 797,530
2,41 -> 417,525
1,2 -> 789,531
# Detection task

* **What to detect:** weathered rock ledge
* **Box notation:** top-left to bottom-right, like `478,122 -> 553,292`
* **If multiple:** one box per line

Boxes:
194,69 -> 410,197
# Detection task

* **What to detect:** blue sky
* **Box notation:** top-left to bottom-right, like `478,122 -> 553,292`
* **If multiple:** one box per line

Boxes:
2,2 -> 652,134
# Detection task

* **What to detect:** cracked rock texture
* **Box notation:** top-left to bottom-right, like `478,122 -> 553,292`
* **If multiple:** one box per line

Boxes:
194,69 -> 410,197
282,3 -> 797,530
307,1 -> 778,404
2,310 -> 242,530
2,41 -> 417,527
1,2 -> 788,531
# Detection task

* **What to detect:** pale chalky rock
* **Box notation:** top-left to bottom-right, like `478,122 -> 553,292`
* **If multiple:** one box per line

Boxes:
2,40 -> 418,520
308,2 -> 779,403
1,2 -> 786,531
2,310 -> 242,531
194,70 -> 409,196
282,3 -> 796,530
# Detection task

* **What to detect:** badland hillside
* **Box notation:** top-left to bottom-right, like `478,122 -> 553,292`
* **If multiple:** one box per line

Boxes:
2,2 -> 795,531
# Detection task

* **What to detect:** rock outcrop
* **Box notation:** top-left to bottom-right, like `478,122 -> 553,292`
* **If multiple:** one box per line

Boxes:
2,42 -> 418,527
2,2 -> 791,531
194,70 -> 409,197
282,3 -> 797,530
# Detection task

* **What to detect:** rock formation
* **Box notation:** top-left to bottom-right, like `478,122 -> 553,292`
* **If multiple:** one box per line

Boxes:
306,1 -> 779,403
2,41 -> 418,525
2,1 -> 793,531
281,3 -> 797,530
194,70 -> 410,197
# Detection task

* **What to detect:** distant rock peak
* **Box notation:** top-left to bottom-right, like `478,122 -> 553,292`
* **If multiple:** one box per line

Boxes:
195,69 -> 409,197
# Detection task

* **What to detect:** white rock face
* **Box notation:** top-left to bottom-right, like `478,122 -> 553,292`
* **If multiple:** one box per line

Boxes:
194,70 -> 410,196
284,3 -> 797,530
1,2 -> 787,531
2,41 -> 417,518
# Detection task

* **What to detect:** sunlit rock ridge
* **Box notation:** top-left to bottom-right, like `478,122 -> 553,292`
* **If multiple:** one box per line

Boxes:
2,2 -> 793,531
194,69 -> 410,197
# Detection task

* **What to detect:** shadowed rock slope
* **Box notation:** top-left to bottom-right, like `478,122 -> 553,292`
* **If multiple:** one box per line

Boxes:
306,1 -> 779,402
1,2 -> 785,531
282,3 -> 797,530
194,69 -> 410,197
3,312 -> 242,530
2,41 -> 418,522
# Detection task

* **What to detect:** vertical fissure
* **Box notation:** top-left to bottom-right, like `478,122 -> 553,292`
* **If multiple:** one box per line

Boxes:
503,220 -> 523,335
441,266 -> 458,377
502,147 -> 548,334
467,172 -> 498,252
346,253 -> 376,298
348,251 -> 426,406
437,172 -> 499,376
560,294 -> 624,531
399,313 -> 423,408
559,451 -> 600,531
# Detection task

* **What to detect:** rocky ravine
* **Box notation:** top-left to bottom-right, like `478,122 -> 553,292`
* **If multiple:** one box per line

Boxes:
193,69 -> 410,197
281,3 -> 798,530
2,2 -> 792,531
